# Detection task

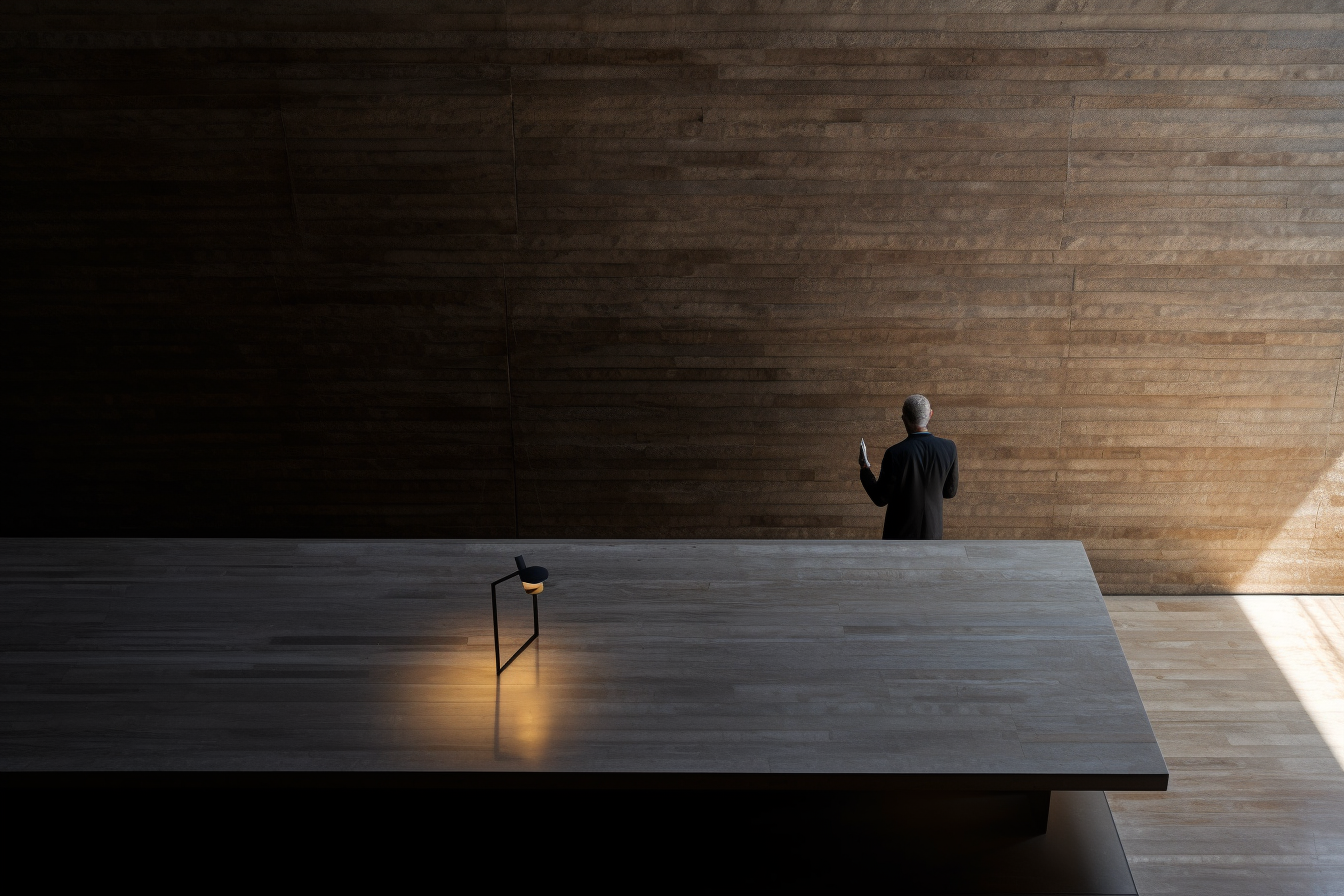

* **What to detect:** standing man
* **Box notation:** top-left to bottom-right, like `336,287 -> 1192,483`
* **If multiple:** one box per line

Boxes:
859,394 -> 958,540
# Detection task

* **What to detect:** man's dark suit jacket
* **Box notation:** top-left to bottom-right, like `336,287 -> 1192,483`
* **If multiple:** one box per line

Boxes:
859,432 -> 958,540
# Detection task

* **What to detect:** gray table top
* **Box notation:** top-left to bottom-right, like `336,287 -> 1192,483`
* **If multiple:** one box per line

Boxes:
0,539 -> 1167,788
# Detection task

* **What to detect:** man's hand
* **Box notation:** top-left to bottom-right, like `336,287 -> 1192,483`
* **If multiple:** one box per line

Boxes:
859,438 -> 870,468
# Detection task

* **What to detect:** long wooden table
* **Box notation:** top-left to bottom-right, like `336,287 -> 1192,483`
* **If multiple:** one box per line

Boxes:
0,539 -> 1165,891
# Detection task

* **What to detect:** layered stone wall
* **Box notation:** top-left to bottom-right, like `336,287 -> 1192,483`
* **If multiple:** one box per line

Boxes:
5,3 -> 1343,592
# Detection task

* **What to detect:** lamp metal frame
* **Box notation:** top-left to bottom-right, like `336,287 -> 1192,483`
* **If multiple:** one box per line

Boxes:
491,569 -> 540,675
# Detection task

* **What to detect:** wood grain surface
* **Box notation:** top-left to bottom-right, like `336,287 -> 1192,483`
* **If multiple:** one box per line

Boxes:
1107,595 -> 1344,895
4,4 -> 1344,592
0,537 -> 1166,787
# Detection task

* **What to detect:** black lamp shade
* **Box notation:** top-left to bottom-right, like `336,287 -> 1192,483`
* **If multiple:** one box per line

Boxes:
514,555 -> 549,585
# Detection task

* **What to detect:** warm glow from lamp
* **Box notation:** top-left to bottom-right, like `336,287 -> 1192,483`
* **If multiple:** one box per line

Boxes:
500,672 -> 552,759
516,556 -> 548,596
412,650 -> 566,765
1238,595 -> 1344,772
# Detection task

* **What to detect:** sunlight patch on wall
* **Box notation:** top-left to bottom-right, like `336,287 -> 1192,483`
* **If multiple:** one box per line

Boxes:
1237,596 -> 1344,772
1237,450 -> 1344,593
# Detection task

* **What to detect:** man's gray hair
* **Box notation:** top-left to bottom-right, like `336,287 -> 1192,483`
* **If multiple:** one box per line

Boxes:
902,394 -> 931,427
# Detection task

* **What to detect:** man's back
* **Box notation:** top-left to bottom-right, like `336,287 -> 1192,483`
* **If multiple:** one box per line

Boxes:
860,433 -> 958,539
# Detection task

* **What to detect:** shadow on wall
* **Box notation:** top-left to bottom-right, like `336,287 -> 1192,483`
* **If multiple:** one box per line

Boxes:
1238,452 -> 1344,594
912,425 -> 1344,595
1068,444 -> 1340,596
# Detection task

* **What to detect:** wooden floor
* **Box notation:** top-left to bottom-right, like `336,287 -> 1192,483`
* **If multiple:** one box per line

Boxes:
1106,596 -> 1344,895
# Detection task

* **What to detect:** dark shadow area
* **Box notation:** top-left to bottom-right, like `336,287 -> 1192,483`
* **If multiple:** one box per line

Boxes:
4,783 -> 1133,894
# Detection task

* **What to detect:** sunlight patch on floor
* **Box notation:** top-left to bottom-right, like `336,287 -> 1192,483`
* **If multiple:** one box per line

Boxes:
1237,595 -> 1344,772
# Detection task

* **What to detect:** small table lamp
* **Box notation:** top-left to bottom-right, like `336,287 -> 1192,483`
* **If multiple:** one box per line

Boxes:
491,555 -> 550,675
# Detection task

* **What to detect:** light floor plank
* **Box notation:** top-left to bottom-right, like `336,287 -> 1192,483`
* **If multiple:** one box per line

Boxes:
1106,595 -> 1344,895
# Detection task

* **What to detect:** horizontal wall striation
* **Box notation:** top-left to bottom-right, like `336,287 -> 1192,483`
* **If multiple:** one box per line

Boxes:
3,3 -> 1343,591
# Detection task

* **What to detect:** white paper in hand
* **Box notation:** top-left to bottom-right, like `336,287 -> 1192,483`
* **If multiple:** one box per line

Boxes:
860,438 -> 870,466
